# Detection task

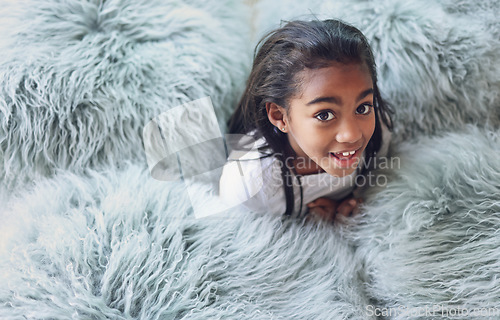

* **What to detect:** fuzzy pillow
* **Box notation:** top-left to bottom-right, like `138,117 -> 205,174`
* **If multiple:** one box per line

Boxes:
0,0 -> 250,189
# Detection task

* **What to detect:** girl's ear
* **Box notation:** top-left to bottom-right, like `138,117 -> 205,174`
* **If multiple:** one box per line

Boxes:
266,102 -> 288,132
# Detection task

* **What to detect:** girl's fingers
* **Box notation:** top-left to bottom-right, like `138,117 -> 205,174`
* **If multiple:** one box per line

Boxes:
307,197 -> 337,208
308,197 -> 363,222
337,198 -> 358,217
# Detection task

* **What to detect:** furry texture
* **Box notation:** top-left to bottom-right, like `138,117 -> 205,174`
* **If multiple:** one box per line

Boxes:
438,0 -> 500,39
0,0 -> 250,190
254,0 -> 500,143
339,126 -> 500,319
1,0 -> 500,319
0,164 -> 373,319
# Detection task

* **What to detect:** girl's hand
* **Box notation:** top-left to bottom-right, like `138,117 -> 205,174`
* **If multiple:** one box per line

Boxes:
307,197 -> 362,222
307,197 -> 338,222
336,197 -> 362,218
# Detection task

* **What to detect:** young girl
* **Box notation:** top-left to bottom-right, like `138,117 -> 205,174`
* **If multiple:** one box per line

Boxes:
219,19 -> 392,222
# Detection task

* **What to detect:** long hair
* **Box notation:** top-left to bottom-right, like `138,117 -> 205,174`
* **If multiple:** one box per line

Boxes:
227,19 -> 393,215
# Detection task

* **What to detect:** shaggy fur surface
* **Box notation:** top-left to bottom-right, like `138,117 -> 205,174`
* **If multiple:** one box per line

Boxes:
340,126 -> 500,319
438,0 -> 500,39
1,0 -> 500,319
3,130 -> 499,319
254,0 -> 500,143
0,0 -> 250,190
0,164 -> 372,319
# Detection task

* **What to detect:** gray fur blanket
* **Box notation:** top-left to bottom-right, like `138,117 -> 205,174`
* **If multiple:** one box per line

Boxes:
1,0 -> 499,319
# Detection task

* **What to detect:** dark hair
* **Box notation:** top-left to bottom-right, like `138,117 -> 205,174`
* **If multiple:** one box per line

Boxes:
227,19 -> 393,215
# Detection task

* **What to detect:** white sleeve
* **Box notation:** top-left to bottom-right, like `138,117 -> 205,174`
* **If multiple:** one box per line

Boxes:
218,159 -> 268,212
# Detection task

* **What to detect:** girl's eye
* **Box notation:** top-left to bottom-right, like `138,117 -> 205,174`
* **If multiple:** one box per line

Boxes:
315,111 -> 335,121
356,104 -> 373,115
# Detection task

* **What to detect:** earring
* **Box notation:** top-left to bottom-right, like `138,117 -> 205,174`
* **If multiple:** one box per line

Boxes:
281,127 -> 286,132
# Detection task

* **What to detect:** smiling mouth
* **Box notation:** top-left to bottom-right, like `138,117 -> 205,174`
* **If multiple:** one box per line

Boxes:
334,150 -> 356,158
327,148 -> 363,169
330,148 -> 360,160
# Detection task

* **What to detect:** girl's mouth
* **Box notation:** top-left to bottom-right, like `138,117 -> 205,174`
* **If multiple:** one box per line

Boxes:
329,149 -> 360,168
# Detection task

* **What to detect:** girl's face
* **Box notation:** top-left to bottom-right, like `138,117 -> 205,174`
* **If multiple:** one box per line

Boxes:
283,62 -> 376,177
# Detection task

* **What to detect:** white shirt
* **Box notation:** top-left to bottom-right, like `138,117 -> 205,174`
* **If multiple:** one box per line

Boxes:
218,126 -> 390,218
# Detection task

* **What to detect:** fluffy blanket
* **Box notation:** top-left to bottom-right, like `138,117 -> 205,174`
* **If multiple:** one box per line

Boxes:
0,0 -> 250,191
1,0 -> 499,319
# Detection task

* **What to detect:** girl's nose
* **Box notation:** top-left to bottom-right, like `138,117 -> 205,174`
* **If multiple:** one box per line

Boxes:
336,117 -> 362,144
